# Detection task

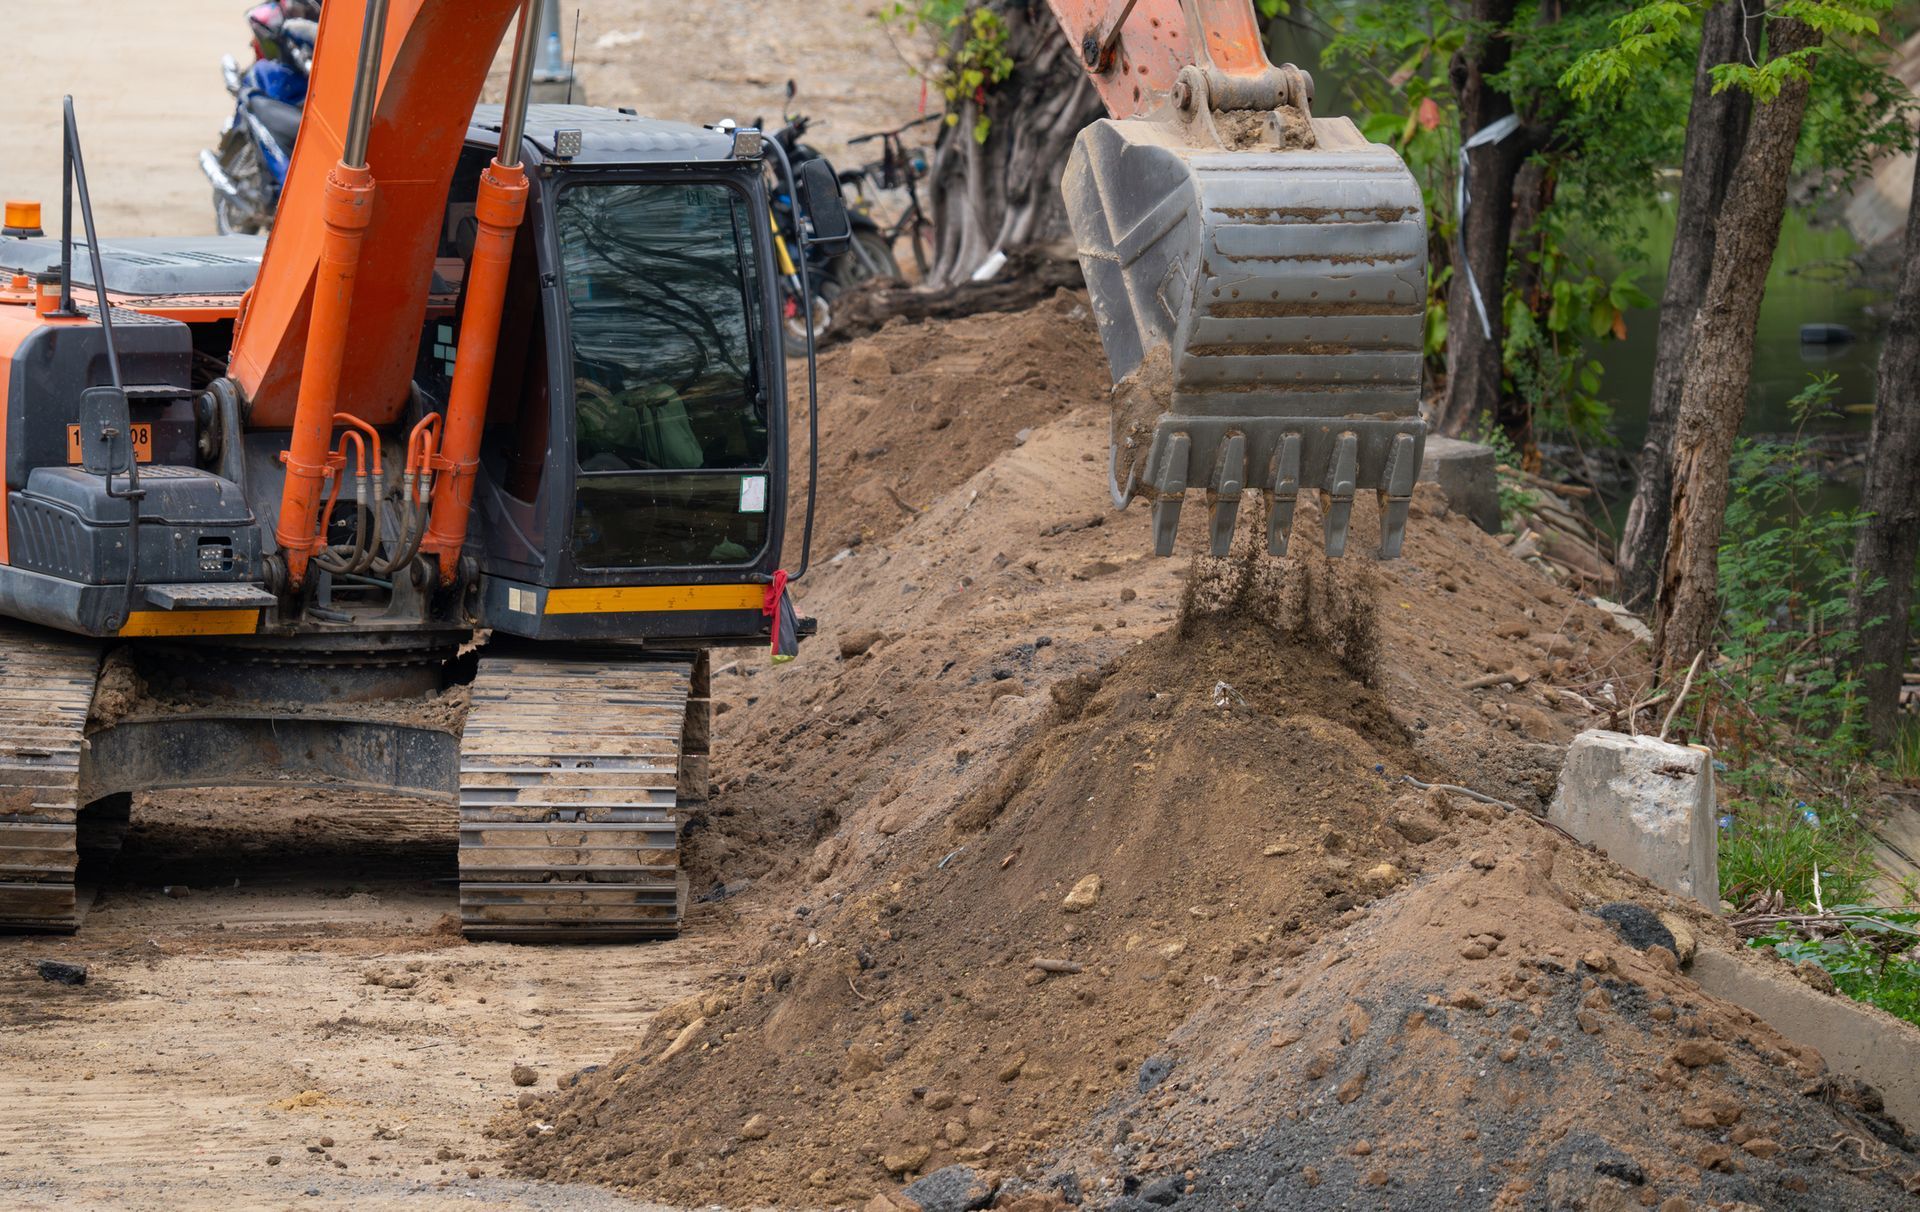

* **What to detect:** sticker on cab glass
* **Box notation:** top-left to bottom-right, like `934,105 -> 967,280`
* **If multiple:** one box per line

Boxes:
739,475 -> 768,514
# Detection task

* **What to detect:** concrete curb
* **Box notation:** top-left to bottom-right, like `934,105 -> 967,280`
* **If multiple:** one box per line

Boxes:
1691,946 -> 1920,1132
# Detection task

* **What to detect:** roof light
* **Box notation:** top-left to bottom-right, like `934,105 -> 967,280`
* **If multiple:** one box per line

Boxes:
552,128 -> 583,160
731,129 -> 764,160
3,200 -> 43,239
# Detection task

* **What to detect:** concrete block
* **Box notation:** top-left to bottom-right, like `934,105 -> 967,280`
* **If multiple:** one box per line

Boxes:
1418,436 -> 1500,534
1691,946 -> 1920,1131
1549,730 -> 1717,906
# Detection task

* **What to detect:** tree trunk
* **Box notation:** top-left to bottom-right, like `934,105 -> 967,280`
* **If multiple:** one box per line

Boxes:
923,2 -> 1103,288
1849,154 -> 1920,748
1503,156 -> 1556,458
1655,18 -> 1821,681
1436,0 -> 1551,437
1433,0 -> 1525,438
1616,0 -> 1761,611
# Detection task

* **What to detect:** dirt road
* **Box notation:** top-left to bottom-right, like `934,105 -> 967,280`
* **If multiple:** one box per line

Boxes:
0,0 -> 242,238
568,0 -> 924,170
0,791 -> 724,1210
0,0 -> 924,241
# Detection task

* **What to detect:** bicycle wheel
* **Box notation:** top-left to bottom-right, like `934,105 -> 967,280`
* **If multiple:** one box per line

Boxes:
832,230 -> 903,290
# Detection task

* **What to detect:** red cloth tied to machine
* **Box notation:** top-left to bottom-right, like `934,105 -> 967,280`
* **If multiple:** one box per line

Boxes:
762,570 -> 798,664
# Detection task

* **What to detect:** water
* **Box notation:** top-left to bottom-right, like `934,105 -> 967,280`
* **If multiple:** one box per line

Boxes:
1591,203 -> 1887,455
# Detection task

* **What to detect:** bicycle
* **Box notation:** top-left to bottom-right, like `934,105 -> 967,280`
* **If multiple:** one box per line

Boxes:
843,113 -> 941,279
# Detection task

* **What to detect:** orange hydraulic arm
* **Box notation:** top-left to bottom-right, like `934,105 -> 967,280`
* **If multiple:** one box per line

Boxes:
268,0 -> 385,585
1043,0 -> 1297,119
228,0 -> 532,586
419,3 -> 539,584
228,0 -> 524,430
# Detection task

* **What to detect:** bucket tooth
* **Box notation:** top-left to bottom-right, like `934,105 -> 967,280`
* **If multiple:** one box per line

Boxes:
1267,433 -> 1302,557
1147,430 -> 1191,557
1207,432 -> 1247,556
1323,432 -> 1359,557
1378,431 -> 1419,559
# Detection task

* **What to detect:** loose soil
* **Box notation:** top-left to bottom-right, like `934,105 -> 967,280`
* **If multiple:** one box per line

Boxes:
790,290 -> 1112,555
0,788 -> 719,1211
504,297 -> 1917,1208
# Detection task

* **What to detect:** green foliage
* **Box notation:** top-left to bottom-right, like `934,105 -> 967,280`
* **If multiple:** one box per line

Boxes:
1893,715 -> 1920,781
1560,0 -> 1914,194
1699,381 -> 1918,1025
1465,420 -> 1536,529
1761,906 -> 1920,1027
1719,796 -> 1873,908
1321,1 -> 1680,446
1798,46 -> 1920,191
1505,235 -> 1652,440
878,2 -> 1015,142
1709,426 -> 1874,769
1563,0 -> 1895,102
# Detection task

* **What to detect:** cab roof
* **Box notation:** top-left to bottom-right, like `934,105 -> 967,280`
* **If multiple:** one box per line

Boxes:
468,104 -> 748,166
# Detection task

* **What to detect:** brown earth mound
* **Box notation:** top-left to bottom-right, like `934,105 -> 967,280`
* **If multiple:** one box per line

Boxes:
789,289 -> 1110,555
1071,836 -> 1916,1210
498,298 -> 1917,1209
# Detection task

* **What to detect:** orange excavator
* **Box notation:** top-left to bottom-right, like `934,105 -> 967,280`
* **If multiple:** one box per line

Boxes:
0,0 -> 1420,941
0,0 -> 847,939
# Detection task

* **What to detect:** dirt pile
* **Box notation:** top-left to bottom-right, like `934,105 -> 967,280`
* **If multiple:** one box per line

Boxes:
789,289 -> 1111,554
497,297 -> 1916,1209
505,582 -> 1452,1206
1076,836 -> 1917,1210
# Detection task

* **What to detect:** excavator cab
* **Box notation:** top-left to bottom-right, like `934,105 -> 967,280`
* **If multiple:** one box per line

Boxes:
421,106 -> 804,643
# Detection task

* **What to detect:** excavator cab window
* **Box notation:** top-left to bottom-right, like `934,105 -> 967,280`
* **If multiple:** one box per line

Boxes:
554,181 -> 772,569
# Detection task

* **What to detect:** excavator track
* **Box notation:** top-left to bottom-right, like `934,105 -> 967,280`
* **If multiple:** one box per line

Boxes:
0,622 -> 105,932
457,651 -> 706,942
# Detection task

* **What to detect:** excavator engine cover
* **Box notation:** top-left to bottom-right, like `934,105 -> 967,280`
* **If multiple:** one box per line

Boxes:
1063,108 -> 1427,559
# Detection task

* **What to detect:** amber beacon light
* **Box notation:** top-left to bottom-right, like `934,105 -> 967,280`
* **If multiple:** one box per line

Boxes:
2,200 -> 44,238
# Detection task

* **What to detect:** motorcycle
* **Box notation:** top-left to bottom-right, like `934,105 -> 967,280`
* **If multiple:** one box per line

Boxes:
201,3 -> 319,235
760,82 -> 903,354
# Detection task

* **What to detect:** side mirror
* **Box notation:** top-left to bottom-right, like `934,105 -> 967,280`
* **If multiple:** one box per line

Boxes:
797,157 -> 852,252
78,386 -> 133,475
785,79 -> 797,102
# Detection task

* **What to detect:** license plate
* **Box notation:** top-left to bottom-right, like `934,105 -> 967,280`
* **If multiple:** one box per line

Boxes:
66,423 -> 153,465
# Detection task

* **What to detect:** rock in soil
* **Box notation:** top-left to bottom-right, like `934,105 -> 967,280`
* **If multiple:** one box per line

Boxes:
36,960 -> 87,986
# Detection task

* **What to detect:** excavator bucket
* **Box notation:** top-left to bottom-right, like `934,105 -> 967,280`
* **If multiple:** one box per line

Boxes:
1049,0 -> 1427,559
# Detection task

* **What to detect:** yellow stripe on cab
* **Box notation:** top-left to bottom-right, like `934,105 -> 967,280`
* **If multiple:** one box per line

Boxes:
542,584 -> 765,615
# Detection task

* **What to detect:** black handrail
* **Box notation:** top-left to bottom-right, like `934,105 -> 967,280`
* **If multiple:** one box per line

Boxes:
61,96 -> 144,629
763,135 -> 819,582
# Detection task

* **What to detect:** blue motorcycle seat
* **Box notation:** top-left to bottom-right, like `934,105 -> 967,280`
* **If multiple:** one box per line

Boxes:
245,93 -> 303,155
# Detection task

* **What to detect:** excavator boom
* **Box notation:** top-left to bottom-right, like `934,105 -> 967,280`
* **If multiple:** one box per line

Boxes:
1046,0 -> 1427,559
228,0 -> 524,429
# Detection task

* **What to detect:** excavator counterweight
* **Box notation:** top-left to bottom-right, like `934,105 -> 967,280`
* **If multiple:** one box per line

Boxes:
1047,0 -> 1428,559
